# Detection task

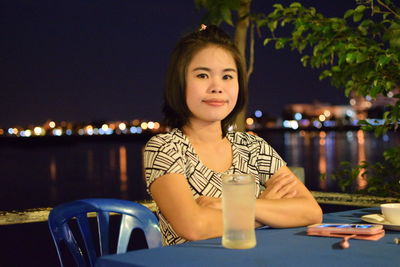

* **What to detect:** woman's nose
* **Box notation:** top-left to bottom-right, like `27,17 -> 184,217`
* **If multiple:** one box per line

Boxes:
209,78 -> 223,93
211,88 -> 223,93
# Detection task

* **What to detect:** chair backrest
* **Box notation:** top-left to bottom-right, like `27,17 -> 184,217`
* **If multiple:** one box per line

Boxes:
48,198 -> 162,267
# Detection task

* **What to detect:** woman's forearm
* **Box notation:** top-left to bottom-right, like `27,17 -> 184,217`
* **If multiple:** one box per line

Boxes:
255,197 -> 322,228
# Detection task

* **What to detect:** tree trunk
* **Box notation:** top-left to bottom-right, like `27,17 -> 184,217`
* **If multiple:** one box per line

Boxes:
234,0 -> 252,131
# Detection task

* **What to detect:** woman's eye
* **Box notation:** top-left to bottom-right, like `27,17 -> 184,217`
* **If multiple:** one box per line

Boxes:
197,73 -> 208,79
223,74 -> 233,80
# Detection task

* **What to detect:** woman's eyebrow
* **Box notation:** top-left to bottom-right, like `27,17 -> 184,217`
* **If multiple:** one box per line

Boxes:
192,67 -> 211,72
192,67 -> 237,72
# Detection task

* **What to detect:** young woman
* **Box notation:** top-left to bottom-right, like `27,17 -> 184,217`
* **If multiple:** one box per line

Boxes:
143,25 -> 322,246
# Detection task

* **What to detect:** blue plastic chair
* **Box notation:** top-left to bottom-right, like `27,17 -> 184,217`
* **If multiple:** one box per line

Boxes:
48,198 -> 162,267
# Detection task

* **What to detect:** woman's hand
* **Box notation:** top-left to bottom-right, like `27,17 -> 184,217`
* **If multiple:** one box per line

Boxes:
259,171 -> 298,200
196,196 -> 222,210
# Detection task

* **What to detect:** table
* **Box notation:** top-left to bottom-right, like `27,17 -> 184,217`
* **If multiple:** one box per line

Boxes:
95,208 -> 399,267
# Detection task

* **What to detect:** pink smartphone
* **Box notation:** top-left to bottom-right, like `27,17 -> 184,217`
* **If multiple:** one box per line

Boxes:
307,223 -> 384,235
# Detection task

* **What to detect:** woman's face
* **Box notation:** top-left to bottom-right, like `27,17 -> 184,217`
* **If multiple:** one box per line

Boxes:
185,45 -> 239,126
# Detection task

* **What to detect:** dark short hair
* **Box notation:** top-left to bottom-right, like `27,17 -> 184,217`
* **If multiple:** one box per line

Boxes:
162,25 -> 248,136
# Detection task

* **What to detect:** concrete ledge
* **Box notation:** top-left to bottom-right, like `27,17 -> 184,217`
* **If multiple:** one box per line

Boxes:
311,191 -> 400,207
0,200 -> 157,226
1,193 -> 399,226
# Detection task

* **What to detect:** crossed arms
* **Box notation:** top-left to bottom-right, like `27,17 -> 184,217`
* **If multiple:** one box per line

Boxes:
149,165 -> 322,241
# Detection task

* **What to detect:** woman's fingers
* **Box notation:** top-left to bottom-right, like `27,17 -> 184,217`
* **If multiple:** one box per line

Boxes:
261,174 -> 298,199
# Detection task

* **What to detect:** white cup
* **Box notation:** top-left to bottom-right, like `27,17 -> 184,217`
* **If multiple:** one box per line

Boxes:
381,203 -> 400,224
221,173 -> 256,249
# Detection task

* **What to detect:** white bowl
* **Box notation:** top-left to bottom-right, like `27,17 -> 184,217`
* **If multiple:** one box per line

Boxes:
381,203 -> 400,225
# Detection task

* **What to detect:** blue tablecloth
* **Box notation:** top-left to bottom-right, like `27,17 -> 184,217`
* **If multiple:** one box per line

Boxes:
95,208 -> 399,267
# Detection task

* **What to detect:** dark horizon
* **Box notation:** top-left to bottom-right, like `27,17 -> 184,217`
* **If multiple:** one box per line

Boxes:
1,0 -> 356,128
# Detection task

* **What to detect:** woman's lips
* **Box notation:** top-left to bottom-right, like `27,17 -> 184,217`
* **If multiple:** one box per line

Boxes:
202,99 -> 227,107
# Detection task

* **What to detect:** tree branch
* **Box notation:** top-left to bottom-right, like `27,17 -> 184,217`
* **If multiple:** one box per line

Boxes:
247,21 -> 255,79
377,0 -> 400,18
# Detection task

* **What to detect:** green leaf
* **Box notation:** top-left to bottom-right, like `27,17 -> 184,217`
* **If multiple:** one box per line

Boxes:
356,52 -> 368,63
385,81 -> 394,91
263,38 -> 272,46
289,2 -> 302,8
353,12 -> 363,22
272,3 -> 283,10
275,39 -> 285,49
370,85 -> 382,98
354,5 -> 366,13
221,7 -> 233,25
268,20 -> 278,32
300,55 -> 309,67
353,5 -> 366,23
344,9 -> 354,19
319,70 -> 332,80
377,55 -> 390,67
345,53 -> 356,63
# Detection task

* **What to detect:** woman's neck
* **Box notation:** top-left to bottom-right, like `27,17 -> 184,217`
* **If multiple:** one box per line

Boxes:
182,121 -> 224,144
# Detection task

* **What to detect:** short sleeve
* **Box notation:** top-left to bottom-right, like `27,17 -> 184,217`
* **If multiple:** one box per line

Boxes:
256,137 -> 286,185
143,135 -> 185,192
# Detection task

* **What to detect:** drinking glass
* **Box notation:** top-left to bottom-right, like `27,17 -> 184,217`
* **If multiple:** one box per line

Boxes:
221,173 -> 256,249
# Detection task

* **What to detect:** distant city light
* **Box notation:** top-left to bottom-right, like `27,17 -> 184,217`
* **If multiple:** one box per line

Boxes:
101,124 -> 109,131
299,119 -> 310,127
34,126 -> 44,136
323,110 -> 331,117
346,131 -> 354,141
24,129 -> 32,137
246,117 -> 254,125
66,129 -> 72,135
141,122 -> 148,130
118,123 -> 127,131
323,121 -> 336,127
313,121 -> 322,128
294,112 -> 302,120
0,129 -> 4,135
130,126 -> 138,134
383,134 -> 389,142
254,110 -> 263,118
349,99 -> 356,106
366,118 -> 385,125
319,115 -> 326,122
283,120 -> 298,130
86,125 -> 94,135
53,128 -> 62,136
346,109 -> 355,118
49,121 -> 56,128
147,121 -> 155,129
9,128 -> 18,135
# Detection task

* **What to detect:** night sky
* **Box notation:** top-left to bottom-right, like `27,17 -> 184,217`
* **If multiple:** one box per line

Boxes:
1,0 -> 356,128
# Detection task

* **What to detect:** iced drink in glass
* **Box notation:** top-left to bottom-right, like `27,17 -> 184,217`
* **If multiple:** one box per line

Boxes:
221,173 -> 256,249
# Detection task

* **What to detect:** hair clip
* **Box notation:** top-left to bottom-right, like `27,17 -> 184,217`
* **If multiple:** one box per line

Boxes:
200,24 -> 207,31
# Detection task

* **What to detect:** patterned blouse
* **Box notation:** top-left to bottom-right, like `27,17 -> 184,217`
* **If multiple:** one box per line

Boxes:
143,128 -> 286,246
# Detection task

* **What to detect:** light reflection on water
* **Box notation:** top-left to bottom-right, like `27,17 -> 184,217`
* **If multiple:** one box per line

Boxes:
0,130 -> 398,210
270,130 -> 397,192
